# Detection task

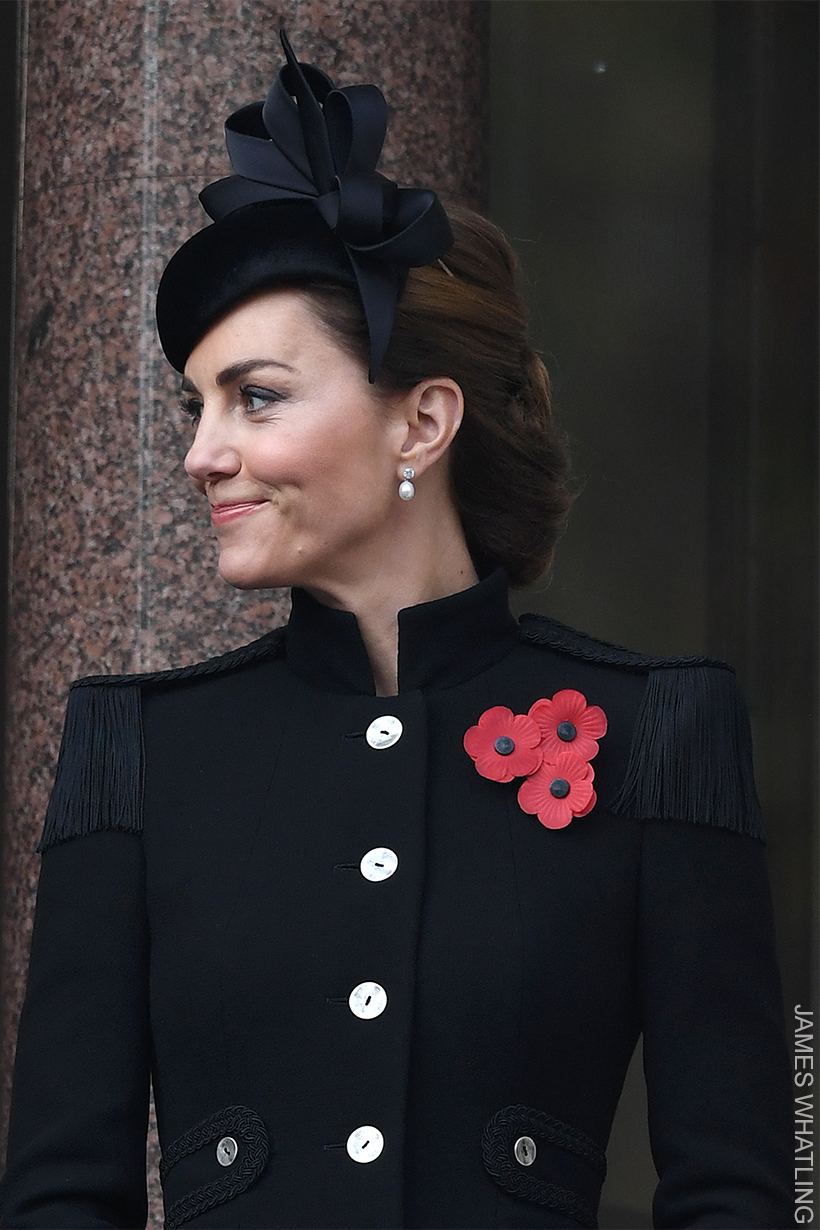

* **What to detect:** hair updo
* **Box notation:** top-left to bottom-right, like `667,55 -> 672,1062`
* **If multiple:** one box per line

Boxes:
304,204 -> 573,588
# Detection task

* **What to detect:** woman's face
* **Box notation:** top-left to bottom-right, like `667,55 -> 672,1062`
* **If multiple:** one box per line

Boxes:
181,288 -> 409,595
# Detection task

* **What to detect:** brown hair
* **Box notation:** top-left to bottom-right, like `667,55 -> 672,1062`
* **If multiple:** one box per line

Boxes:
306,204 -> 573,587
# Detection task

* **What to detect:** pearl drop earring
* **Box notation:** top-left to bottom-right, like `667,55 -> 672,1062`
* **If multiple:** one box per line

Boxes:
398,467 -> 415,501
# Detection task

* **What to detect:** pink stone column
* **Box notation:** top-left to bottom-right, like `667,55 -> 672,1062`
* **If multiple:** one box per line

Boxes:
1,0 -> 488,1222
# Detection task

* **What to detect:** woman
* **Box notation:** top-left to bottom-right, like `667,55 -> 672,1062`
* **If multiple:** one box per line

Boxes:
1,33 -> 792,1230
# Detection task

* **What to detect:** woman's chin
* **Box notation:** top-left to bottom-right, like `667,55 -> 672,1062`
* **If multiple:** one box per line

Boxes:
217,553 -> 286,591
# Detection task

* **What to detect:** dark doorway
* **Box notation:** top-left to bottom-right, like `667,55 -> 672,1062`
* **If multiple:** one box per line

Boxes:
491,2 -> 818,1223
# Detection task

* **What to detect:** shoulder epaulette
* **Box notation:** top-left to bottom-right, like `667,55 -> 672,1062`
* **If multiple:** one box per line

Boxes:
38,628 -> 286,853
519,614 -> 765,841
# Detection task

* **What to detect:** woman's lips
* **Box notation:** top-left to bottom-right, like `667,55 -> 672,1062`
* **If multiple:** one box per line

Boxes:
210,500 -> 266,526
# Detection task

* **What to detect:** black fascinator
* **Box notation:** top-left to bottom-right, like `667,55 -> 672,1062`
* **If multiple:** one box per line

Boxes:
156,32 -> 453,380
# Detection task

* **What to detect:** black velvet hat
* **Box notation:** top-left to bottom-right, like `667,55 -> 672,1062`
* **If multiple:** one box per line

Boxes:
156,32 -> 453,380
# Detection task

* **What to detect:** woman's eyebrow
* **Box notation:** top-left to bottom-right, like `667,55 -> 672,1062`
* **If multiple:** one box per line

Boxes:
215,358 -> 296,387
180,358 -> 296,397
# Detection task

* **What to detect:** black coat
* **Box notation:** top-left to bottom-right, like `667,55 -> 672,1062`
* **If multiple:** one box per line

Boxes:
1,572 -> 792,1229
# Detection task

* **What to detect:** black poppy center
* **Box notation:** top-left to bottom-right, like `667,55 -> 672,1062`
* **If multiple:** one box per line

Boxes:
550,777 -> 570,798
494,736 -> 515,756
557,720 -> 577,742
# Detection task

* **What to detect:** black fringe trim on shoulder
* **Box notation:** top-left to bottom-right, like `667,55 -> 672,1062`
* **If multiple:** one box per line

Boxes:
610,665 -> 765,840
38,683 -> 144,853
38,627 -> 286,853
519,617 -> 763,840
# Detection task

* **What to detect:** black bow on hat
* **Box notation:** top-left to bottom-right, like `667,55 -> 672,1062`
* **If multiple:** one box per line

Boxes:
189,31 -> 453,380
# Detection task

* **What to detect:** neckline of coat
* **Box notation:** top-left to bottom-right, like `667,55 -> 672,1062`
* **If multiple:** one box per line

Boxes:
284,568 -> 519,696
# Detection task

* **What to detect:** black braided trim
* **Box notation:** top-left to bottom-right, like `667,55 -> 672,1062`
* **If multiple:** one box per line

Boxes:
518,614 -> 731,673
160,1105 -> 269,1230
70,626 -> 286,692
482,1105 -> 605,1229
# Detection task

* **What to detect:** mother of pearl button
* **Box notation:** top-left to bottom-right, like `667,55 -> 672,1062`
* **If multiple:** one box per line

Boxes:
365,716 -> 403,749
348,981 -> 388,1019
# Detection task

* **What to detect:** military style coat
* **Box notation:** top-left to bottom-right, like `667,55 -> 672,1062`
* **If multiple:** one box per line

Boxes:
1,572 -> 792,1229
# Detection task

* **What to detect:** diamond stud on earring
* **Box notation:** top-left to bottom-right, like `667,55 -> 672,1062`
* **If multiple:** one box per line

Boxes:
398,466 -> 415,500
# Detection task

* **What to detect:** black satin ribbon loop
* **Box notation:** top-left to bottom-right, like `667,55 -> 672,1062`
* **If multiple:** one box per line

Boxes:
324,84 -> 388,179
262,70 -> 325,186
197,29 -> 453,379
199,174 -> 306,221
353,188 -> 451,260
334,173 -> 396,246
222,109 -> 318,198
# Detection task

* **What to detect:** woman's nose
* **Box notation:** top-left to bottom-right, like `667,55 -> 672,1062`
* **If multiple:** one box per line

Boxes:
184,414 -> 241,484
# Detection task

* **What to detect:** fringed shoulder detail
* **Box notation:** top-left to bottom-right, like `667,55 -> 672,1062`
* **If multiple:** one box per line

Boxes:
610,665 -> 765,841
518,615 -> 763,841
518,613 -> 728,671
38,627 -> 286,853
39,683 -> 144,853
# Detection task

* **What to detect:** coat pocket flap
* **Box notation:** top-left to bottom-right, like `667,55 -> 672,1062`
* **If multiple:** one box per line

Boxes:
482,1105 -> 606,1229
160,1105 -> 269,1229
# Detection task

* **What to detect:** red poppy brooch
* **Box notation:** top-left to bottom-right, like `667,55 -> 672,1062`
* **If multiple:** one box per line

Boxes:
463,690 -> 607,829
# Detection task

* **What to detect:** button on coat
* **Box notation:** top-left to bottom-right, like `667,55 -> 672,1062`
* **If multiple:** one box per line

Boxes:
216,1136 -> 238,1167
359,847 -> 398,882
514,1136 -> 536,1166
346,1126 -> 385,1164
348,982 -> 387,1019
365,716 -> 403,749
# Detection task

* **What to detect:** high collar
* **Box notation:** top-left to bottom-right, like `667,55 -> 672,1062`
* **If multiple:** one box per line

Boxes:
284,569 -> 519,696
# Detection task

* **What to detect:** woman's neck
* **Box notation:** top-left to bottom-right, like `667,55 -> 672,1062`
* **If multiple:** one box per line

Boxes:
304,524 -> 478,696
356,566 -> 479,696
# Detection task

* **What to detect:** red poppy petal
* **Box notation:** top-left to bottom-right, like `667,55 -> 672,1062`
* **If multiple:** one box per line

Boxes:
578,704 -> 608,739
520,783 -> 573,827
528,697 -> 554,719
473,749 -> 517,783
508,744 -> 543,777
511,712 -> 542,749
526,700 -> 550,736
517,769 -> 550,813
537,732 -> 564,760
557,690 -> 588,721
566,734 -> 599,761
574,788 -> 597,818
463,725 -> 486,757
478,706 -> 516,735
538,802 -> 574,829
550,752 -> 593,783
568,777 -> 594,809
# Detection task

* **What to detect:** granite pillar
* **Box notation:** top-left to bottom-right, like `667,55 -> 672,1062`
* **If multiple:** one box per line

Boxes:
1,1 -> 489,1222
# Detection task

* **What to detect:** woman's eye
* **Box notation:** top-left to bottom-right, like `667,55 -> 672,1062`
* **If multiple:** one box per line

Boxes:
178,396 -> 202,423
241,386 -> 284,414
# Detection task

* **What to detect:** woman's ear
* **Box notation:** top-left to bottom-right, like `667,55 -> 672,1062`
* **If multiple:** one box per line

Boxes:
395,377 -> 464,477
